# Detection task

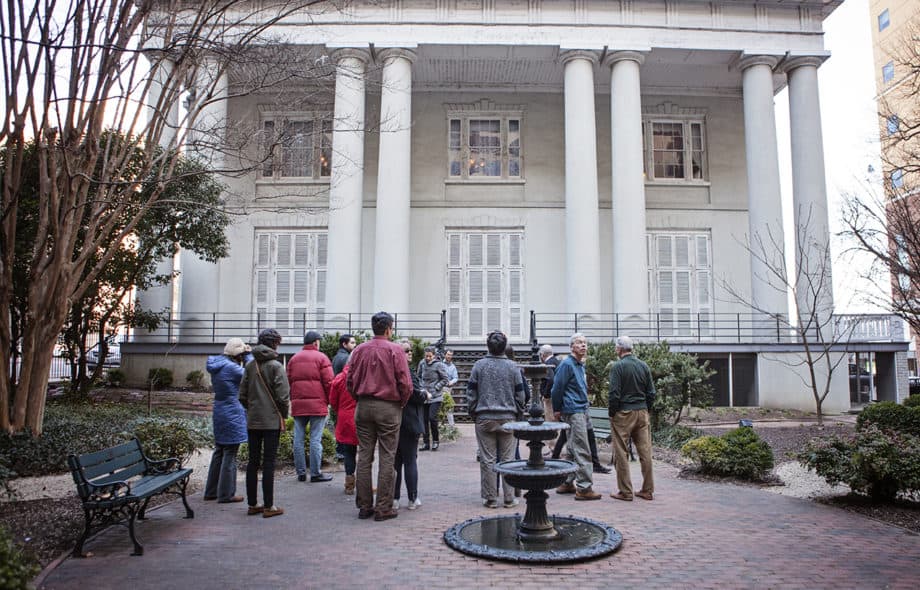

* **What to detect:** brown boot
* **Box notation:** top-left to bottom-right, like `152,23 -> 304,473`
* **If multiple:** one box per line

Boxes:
344,474 -> 356,495
575,487 -> 602,501
555,482 -> 576,494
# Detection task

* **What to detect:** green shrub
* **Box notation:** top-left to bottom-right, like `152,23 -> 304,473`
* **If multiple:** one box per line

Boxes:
901,395 -> 920,409
147,367 -> 174,390
0,461 -> 16,501
856,401 -> 920,437
239,418 -> 336,467
798,424 -> 920,501
106,368 -> 126,387
681,427 -> 774,480
131,418 -> 206,465
186,370 -> 205,389
0,526 -> 39,590
438,391 -> 455,423
318,331 -> 368,362
653,424 -> 703,450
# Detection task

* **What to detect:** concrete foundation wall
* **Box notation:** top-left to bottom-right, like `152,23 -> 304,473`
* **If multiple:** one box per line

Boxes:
757,352 -> 850,414
122,353 -> 215,389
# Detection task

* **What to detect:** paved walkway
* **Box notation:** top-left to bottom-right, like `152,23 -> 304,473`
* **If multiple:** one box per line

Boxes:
39,425 -> 918,589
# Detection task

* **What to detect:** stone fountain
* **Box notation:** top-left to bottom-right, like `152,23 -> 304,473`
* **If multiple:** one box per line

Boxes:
443,363 -> 622,563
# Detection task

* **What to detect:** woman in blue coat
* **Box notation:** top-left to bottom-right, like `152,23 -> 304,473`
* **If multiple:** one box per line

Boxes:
204,338 -> 252,503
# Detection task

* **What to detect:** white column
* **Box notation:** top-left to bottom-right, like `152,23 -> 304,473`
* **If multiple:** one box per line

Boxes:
180,64 -> 228,339
605,51 -> 649,316
325,48 -> 370,317
135,59 -> 180,340
784,55 -> 834,321
740,55 -> 788,321
372,48 -> 415,314
561,50 -> 602,314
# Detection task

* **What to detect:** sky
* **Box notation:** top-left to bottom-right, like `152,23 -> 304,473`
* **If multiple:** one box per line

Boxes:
775,0 -> 885,314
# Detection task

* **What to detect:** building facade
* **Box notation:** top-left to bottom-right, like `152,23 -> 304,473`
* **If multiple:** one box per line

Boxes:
130,0 -> 911,411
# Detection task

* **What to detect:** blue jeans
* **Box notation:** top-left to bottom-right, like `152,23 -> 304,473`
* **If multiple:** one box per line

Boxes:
293,415 -> 327,477
204,443 -> 240,501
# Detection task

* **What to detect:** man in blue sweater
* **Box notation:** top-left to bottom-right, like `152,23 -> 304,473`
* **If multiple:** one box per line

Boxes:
550,333 -> 601,501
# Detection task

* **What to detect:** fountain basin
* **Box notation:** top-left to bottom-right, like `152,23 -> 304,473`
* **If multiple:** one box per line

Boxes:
493,459 -> 575,490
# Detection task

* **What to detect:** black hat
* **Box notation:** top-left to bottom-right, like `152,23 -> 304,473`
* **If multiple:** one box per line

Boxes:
304,330 -> 322,345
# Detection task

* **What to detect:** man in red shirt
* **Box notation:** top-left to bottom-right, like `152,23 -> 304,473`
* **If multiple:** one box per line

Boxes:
346,312 -> 412,521
287,330 -> 334,482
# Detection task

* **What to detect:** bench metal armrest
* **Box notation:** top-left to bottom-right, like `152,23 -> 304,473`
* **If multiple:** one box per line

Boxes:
85,480 -> 132,503
146,457 -> 181,475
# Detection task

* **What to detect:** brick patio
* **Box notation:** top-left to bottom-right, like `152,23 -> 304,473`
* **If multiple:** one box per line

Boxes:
39,424 -> 919,589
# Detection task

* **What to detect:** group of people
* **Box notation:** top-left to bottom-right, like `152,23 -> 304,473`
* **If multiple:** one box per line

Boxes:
203,312 -> 656,522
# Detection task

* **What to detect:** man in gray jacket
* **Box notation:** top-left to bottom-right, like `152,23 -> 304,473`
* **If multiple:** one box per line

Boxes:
418,346 -> 449,451
467,331 -> 526,508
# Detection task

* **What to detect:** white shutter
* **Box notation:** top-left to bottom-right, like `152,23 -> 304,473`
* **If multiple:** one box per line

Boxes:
293,271 -> 309,303
487,271 -> 501,303
657,236 -> 672,267
698,271 -> 711,307
676,271 -> 691,305
469,234 -> 483,266
696,235 -> 710,268
469,308 -> 483,335
257,235 -> 270,266
277,234 -> 292,266
675,236 -> 690,267
294,235 -> 309,266
509,234 -> 521,266
256,271 -> 269,304
487,234 -> 501,266
449,271 -> 461,303
449,308 -> 460,337
509,271 -> 521,303
469,271 -> 483,303
276,271 -> 291,303
658,271 -> 673,305
317,234 -> 328,266
510,308 -> 521,337
487,308 -> 501,332
316,270 -> 326,305
449,234 -> 461,267
275,308 -> 289,331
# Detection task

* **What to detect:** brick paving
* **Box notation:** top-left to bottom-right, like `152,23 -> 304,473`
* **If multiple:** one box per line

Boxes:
39,424 -> 919,589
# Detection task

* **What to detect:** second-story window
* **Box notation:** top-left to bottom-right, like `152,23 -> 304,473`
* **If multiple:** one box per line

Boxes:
878,9 -> 890,31
642,118 -> 707,182
883,61 -> 895,84
446,102 -> 523,180
261,115 -> 332,180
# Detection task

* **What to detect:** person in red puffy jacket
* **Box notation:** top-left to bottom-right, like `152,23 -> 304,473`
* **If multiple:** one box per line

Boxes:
287,330 -> 334,482
328,362 -> 357,494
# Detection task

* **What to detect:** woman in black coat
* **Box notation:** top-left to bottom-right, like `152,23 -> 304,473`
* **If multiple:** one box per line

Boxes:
393,341 -> 430,510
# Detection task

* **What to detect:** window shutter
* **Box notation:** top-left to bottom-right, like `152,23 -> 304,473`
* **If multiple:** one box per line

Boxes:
256,271 -> 269,304
275,308 -> 289,332
449,308 -> 460,337
294,235 -> 309,266
469,271 -> 483,303
658,271 -> 673,305
293,271 -> 309,303
509,234 -> 521,266
277,234 -> 292,266
509,271 -> 521,303
316,270 -> 326,305
487,308 -> 501,332
696,235 -> 710,267
317,234 -> 328,267
257,235 -> 270,266
510,308 -> 521,337
449,271 -> 461,303
657,236 -> 672,267
676,271 -> 691,305
487,271 -> 501,303
698,270 -> 711,307
675,236 -> 690,267
276,271 -> 291,303
469,234 -> 483,266
469,308 -> 483,336
449,234 -> 461,267
487,234 -> 501,266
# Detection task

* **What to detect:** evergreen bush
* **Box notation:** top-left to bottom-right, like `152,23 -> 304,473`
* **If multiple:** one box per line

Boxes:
0,526 -> 39,590
105,368 -> 126,387
147,367 -> 173,390
186,370 -> 205,389
131,417 -> 207,464
856,401 -> 920,437
238,417 -> 336,466
904,394 -> 920,409
681,427 -> 774,480
652,424 -> 703,450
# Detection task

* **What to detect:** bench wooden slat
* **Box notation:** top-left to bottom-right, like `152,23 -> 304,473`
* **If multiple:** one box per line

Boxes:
79,440 -> 145,480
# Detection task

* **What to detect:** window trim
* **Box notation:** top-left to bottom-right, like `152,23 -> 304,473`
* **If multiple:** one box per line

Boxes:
641,115 -> 709,184
258,110 -> 333,183
445,102 -> 525,182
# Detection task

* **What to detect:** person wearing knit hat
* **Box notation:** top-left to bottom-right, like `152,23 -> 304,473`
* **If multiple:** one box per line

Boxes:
204,338 -> 253,504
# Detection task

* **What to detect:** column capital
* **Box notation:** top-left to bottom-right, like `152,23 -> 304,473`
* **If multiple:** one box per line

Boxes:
779,52 -> 829,74
377,47 -> 417,65
560,49 -> 600,67
603,50 -> 646,68
330,47 -> 371,66
738,54 -> 781,71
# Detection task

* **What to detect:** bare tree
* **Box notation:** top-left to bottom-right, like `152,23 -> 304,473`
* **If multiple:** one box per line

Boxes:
724,206 -> 851,425
0,0 -> 344,434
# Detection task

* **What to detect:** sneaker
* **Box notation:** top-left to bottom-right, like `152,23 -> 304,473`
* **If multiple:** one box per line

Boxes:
575,487 -> 602,501
392,499 -> 400,511
408,498 -> 422,510
482,499 -> 498,509
247,505 -> 264,515
432,442 -> 439,451
297,474 -> 306,482
262,505 -> 284,518
310,473 -> 333,483
555,482 -> 576,494
420,444 -> 431,451
503,498 -> 520,509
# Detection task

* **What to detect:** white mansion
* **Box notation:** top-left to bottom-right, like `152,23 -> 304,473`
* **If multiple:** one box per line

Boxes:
131,0 -> 910,411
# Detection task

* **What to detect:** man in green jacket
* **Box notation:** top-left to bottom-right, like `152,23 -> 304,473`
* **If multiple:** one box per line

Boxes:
608,335 -> 655,502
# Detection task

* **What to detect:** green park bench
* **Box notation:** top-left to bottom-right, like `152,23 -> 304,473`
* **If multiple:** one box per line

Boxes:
67,438 -> 194,557
588,406 -> 635,463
